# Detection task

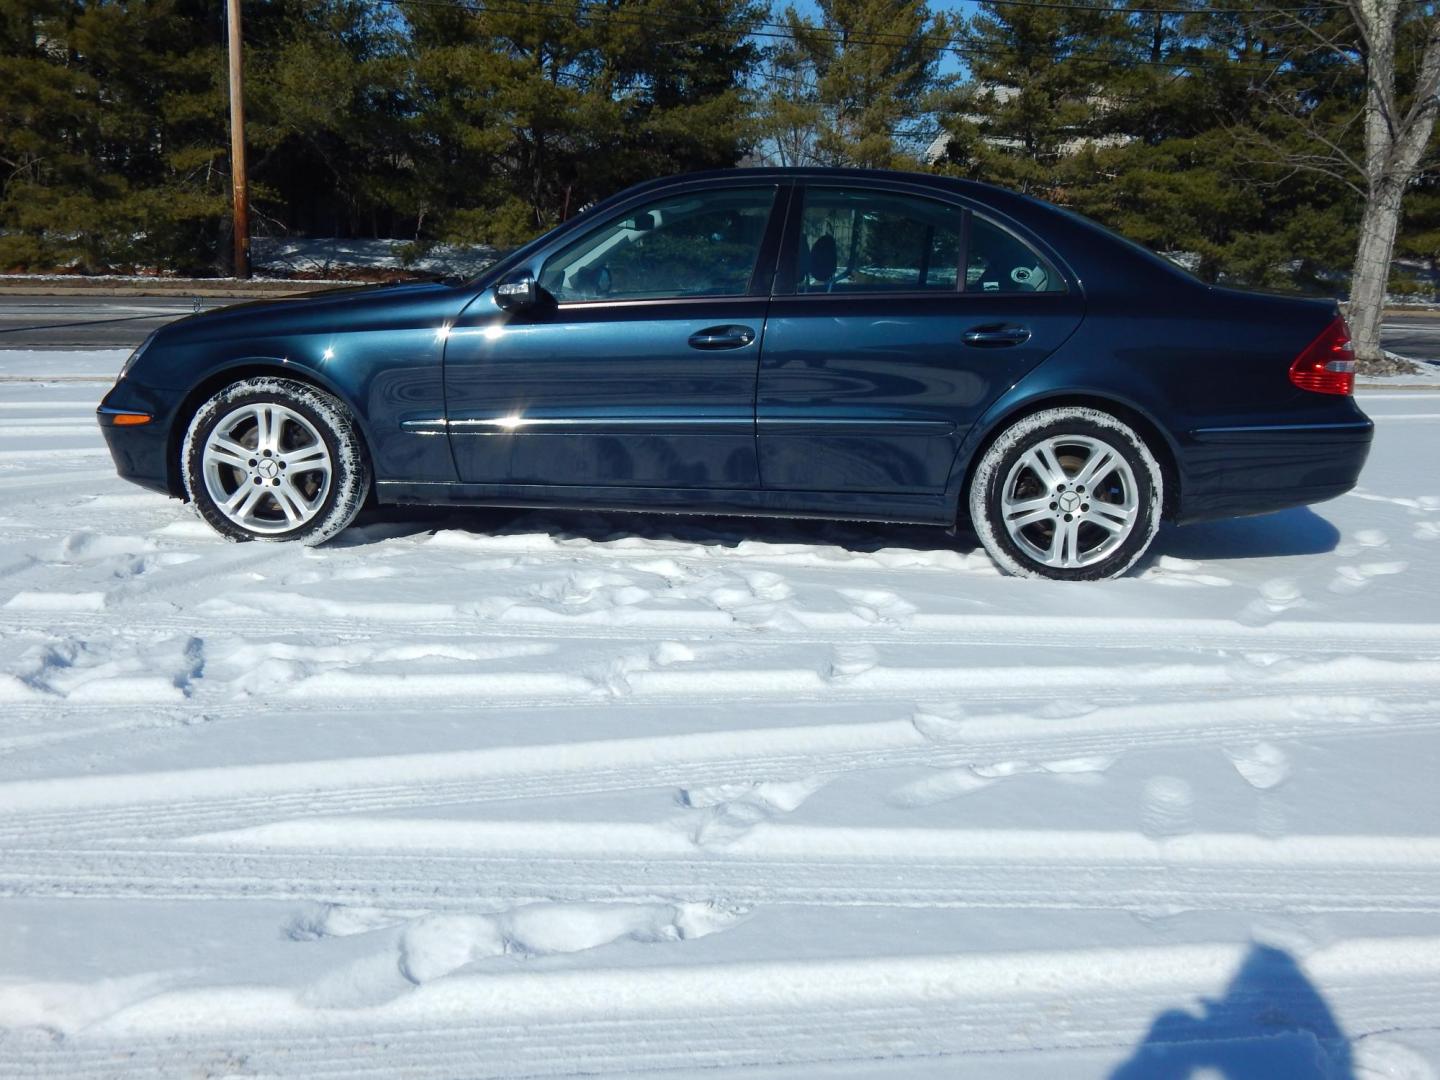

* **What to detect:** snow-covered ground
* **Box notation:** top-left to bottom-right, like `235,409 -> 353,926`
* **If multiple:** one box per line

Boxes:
252,236 -> 500,278
1,350 -> 1438,1078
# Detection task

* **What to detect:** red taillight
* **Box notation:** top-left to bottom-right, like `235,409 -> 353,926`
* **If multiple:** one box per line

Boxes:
1289,315 -> 1356,395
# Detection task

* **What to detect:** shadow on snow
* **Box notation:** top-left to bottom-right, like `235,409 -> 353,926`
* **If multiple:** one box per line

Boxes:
344,501 -> 1340,566
1111,944 -> 1354,1080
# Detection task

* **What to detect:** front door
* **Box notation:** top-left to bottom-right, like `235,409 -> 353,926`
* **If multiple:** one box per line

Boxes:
443,184 -> 783,489
757,184 -> 1085,494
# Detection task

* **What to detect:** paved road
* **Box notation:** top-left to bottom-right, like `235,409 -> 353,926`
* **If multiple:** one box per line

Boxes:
0,294 -> 250,348
5,293 -> 1440,362
1375,310 -> 1440,364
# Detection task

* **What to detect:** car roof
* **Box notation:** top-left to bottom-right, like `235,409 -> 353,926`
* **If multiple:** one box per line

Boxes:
480,166 -> 1202,299
616,166 -> 1029,211
598,167 -> 1197,295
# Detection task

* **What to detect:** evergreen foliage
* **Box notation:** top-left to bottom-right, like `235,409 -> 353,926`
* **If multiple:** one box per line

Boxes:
0,0 -> 760,270
757,0 -> 953,168
934,1 -> 1368,290
0,0 -> 1435,294
0,0 -> 229,272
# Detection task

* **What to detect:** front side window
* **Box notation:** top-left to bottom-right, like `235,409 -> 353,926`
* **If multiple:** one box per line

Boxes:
538,186 -> 777,303
793,188 -> 963,294
967,215 -> 1065,293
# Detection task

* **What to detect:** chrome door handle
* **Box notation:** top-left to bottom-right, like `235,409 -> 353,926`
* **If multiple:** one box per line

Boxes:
963,324 -> 1031,347
688,325 -> 755,350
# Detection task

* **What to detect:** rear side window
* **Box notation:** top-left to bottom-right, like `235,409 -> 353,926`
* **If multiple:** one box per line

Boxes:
968,215 -> 1065,293
792,188 -> 963,294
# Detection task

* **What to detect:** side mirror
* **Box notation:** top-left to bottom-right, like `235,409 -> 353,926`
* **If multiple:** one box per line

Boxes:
494,272 -> 538,312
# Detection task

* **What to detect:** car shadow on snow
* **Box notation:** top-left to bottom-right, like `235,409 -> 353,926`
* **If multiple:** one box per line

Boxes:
344,503 -> 971,556
1150,506 -> 1341,562
343,502 -> 1341,571
1110,944 -> 1356,1079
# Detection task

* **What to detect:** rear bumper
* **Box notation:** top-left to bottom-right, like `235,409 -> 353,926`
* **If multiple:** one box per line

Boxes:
1174,418 -> 1373,523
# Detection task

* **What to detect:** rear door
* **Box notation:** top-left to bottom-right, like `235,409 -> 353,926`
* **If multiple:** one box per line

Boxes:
757,182 -> 1085,494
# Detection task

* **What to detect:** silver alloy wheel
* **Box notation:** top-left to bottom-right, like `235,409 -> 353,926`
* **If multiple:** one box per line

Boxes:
999,434 -> 1139,569
201,402 -> 332,535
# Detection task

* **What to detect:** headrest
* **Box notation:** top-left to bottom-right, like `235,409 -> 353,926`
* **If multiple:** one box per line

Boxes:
808,234 -> 837,284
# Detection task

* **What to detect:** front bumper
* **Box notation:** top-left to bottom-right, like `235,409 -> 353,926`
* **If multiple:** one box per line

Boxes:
1175,417 -> 1374,523
97,380 -> 180,497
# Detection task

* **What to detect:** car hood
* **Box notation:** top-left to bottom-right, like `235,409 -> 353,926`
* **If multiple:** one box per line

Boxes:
160,278 -> 465,341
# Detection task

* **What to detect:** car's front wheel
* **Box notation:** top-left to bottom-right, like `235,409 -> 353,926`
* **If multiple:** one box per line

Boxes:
181,377 -> 370,544
968,406 -> 1163,580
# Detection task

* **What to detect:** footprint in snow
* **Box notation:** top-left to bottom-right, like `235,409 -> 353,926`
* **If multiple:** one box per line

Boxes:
529,570 -> 651,610
910,706 -> 967,742
297,900 -> 749,1007
1139,555 -> 1233,588
398,900 -> 747,983
1414,521 -> 1440,542
1336,528 -> 1390,557
1328,560 -> 1408,594
628,556 -> 692,585
704,570 -> 798,628
1141,775 -> 1195,838
1237,577 -> 1305,625
889,767 -> 997,805
827,642 -> 878,681
1223,741 -> 1291,790
589,640 -> 698,694
889,755 -> 1115,808
679,776 -> 828,846
286,903 -> 425,941
838,587 -> 918,624
55,529 -> 156,563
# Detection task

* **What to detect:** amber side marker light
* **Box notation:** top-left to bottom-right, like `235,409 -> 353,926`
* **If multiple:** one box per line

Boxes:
108,412 -> 153,426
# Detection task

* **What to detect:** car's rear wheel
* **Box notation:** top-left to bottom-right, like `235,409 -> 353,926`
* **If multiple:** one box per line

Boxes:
181,377 -> 370,544
968,406 -> 1163,580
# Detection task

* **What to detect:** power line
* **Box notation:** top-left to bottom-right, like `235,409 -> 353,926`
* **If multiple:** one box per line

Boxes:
387,0 -> 1379,29
377,0 -> 1313,74
960,0 -> 1355,15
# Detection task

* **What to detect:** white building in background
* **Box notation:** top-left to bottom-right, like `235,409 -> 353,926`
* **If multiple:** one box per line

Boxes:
925,84 -> 1132,164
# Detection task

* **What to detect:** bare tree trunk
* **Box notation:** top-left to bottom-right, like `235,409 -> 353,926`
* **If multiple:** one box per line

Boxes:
1346,0 -> 1440,364
1348,176 -> 1406,359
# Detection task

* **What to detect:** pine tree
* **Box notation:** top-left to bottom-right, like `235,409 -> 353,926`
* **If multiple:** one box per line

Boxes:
1395,178 -> 1440,298
0,0 -> 228,273
245,0 -> 412,243
758,0 -> 953,169
942,1 -> 1360,291
936,0 -> 1138,198
404,0 -> 761,249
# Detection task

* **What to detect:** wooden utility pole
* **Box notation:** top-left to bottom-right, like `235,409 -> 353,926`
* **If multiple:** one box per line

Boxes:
226,0 -> 250,279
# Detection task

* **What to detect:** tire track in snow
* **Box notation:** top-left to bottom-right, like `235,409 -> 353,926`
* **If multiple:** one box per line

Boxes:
4,822 -> 1440,912
4,646 -> 1440,720
0,468 -> 117,493
4,937 -> 1440,1078
0,446 -> 110,462
0,694 -> 1426,842
8,603 -> 1440,654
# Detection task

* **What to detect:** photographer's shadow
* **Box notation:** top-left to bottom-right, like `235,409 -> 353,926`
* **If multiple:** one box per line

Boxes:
1111,945 -> 1353,1079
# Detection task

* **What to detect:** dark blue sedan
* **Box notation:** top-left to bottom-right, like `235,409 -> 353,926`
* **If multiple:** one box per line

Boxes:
98,168 -> 1372,580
